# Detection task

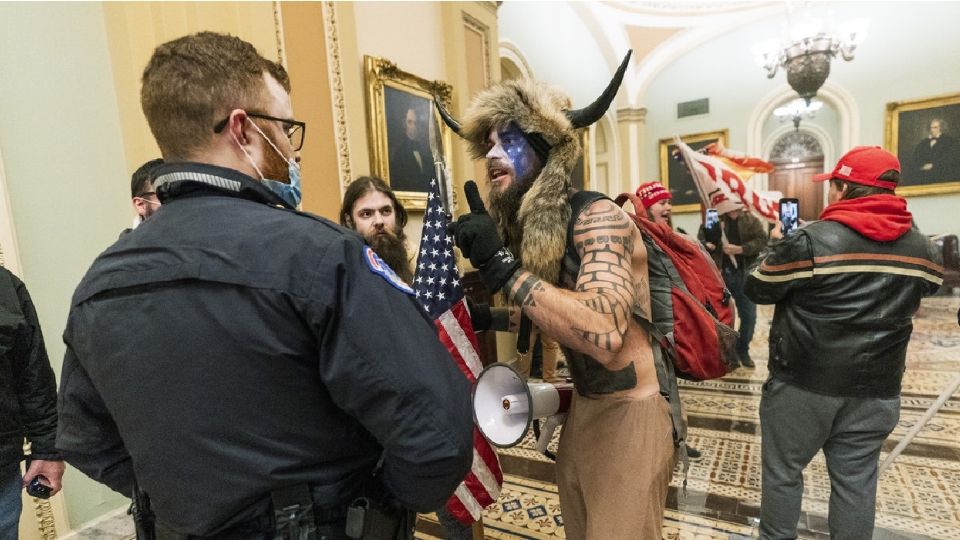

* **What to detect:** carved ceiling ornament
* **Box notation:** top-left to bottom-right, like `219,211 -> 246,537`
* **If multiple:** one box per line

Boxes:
770,131 -> 824,161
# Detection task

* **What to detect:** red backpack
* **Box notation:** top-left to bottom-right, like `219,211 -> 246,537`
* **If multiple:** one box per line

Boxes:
565,191 -> 738,380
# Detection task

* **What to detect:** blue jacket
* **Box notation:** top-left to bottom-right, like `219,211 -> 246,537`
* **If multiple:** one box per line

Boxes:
56,162 -> 473,536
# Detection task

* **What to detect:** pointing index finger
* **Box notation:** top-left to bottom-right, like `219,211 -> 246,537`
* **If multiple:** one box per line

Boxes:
464,181 -> 487,215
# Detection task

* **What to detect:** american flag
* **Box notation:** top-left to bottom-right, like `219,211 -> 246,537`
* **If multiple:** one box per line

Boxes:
414,178 -> 503,525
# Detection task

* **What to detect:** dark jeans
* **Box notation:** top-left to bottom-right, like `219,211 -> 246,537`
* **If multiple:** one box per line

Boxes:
0,463 -> 20,540
724,268 -> 756,358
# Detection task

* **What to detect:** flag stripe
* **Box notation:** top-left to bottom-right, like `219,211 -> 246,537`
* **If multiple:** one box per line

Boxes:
470,446 -> 502,500
439,306 -> 484,379
453,483 -> 484,521
415,177 -> 503,526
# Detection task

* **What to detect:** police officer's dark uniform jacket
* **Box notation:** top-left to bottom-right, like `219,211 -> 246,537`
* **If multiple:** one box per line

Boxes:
0,268 -> 59,468
745,194 -> 943,397
56,163 -> 474,537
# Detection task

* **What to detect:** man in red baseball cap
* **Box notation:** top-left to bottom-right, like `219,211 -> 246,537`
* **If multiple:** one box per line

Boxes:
746,146 -> 944,539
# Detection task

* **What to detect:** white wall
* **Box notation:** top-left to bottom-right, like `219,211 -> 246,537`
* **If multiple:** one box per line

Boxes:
644,1 -> 960,235
0,1 -> 132,528
498,1 -> 612,107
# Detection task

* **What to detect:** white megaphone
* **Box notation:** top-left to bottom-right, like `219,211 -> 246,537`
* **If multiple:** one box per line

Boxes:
473,362 -> 574,453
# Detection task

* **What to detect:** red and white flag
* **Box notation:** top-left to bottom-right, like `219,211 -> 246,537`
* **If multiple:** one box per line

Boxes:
675,137 -> 779,223
413,178 -> 503,525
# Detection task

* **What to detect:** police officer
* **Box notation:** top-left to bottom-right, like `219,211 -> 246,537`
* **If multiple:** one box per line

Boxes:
56,32 -> 473,539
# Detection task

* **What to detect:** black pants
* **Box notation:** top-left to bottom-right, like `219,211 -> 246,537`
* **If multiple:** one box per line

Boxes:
156,518 -> 350,540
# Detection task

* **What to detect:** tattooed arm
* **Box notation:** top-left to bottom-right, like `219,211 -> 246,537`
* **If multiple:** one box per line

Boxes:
503,199 -> 644,366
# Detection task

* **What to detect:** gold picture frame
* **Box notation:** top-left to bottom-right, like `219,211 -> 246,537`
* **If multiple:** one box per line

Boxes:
659,130 -> 729,213
885,92 -> 960,197
364,55 -> 454,211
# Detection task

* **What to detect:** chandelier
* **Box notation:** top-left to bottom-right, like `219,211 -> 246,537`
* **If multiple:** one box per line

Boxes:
755,5 -> 868,103
774,98 -> 823,130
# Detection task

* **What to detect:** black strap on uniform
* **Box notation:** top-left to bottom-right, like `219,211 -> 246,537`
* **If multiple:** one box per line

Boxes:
272,484 -> 318,540
129,478 -> 157,540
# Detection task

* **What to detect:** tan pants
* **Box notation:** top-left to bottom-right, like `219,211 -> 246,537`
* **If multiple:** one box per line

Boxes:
556,392 -> 676,539
516,329 -> 562,380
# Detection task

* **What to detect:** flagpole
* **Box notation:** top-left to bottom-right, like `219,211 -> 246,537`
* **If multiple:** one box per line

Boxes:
674,136 -> 737,268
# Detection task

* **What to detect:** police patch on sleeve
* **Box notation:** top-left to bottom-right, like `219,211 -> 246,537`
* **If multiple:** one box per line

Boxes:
363,246 -> 414,295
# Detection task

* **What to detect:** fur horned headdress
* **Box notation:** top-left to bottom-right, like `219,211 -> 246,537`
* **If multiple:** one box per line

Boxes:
437,51 -> 632,286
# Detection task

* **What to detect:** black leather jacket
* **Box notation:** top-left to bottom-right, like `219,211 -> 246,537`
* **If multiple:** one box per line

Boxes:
745,220 -> 942,398
0,267 -> 59,467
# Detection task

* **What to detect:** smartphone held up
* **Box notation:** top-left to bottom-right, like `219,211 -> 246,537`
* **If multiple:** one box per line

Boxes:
779,198 -> 799,236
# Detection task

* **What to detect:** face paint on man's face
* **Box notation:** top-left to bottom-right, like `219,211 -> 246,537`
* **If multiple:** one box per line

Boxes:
498,124 -> 537,183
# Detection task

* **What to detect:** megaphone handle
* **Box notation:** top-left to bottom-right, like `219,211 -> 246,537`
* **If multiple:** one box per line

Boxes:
516,314 -> 533,354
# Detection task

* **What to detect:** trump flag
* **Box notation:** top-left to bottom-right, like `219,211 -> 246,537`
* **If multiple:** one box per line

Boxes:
675,137 -> 780,223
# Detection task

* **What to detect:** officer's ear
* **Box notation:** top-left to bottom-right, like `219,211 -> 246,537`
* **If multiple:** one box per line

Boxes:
343,213 -> 354,229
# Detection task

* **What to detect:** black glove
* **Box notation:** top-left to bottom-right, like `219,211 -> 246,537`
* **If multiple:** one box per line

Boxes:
448,181 -> 521,293
465,298 -> 492,332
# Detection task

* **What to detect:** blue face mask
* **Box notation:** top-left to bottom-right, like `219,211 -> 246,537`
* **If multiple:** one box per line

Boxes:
235,119 -> 303,208
261,161 -> 301,208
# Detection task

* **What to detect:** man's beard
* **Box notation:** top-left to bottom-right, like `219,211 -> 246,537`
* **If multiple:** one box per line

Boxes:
487,174 -> 534,254
367,228 -> 412,284
260,138 -> 290,182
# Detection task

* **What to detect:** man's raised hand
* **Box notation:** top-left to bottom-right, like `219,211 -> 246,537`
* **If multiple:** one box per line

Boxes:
448,180 -> 520,293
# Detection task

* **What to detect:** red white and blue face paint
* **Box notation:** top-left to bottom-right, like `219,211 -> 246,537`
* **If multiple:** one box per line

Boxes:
485,123 -> 542,194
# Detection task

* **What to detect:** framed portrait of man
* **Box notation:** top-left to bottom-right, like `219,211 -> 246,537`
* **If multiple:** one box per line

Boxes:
364,55 -> 454,211
885,92 -> 960,196
659,130 -> 729,213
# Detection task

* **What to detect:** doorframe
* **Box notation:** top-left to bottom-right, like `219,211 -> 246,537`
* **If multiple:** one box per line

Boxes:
747,79 -> 859,195
765,124 -> 834,209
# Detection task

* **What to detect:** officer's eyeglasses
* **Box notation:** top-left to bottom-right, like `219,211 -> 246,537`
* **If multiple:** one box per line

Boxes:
214,112 -> 306,152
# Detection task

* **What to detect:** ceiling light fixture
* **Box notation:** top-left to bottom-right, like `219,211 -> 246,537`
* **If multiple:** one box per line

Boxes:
754,4 -> 868,103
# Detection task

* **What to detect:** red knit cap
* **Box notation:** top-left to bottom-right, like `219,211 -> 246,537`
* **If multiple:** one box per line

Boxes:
635,182 -> 671,209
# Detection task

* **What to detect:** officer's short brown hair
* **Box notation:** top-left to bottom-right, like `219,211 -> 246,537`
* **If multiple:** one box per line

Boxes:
140,32 -> 289,160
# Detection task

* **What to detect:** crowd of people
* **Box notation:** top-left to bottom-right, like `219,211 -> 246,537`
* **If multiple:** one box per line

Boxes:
0,31 -> 948,540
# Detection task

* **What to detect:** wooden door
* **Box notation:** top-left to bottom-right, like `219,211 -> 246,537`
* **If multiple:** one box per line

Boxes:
769,158 -> 825,222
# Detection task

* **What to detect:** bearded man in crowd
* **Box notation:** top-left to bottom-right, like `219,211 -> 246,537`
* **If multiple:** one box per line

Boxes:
340,175 -> 414,284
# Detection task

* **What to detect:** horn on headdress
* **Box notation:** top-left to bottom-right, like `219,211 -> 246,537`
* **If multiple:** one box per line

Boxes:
565,50 -> 633,129
434,97 -> 463,135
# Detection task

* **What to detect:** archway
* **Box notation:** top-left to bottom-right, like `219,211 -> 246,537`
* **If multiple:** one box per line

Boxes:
767,131 -> 825,221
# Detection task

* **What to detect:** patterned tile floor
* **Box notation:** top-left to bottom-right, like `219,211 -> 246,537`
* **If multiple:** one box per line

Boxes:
73,297 -> 959,539
444,296 -> 960,540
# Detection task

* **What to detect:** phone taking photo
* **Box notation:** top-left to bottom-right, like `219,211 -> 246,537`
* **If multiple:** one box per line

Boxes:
705,208 -> 719,231
779,198 -> 799,236
704,208 -> 722,245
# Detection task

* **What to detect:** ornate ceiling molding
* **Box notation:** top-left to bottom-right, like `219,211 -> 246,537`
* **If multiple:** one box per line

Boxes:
616,107 -> 647,123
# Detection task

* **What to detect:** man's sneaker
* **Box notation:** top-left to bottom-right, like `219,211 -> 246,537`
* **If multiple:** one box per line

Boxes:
686,446 -> 703,460
739,352 -> 756,368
